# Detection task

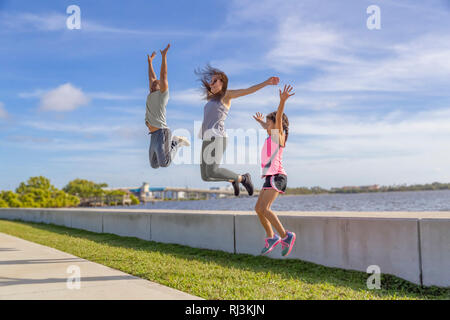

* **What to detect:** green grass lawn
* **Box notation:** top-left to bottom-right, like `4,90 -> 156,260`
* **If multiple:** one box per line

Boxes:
0,219 -> 449,300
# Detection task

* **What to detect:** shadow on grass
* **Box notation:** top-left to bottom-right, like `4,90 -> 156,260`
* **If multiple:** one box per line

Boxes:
4,219 -> 450,299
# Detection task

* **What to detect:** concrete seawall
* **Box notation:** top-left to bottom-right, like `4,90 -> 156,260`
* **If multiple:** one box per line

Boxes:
0,208 -> 449,288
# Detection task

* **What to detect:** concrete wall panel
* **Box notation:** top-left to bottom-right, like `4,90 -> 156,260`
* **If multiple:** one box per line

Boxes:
151,212 -> 235,253
420,219 -> 450,287
103,212 -> 151,241
70,210 -> 103,233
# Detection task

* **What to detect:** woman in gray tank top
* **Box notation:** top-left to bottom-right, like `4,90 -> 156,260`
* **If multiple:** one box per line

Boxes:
196,65 -> 280,196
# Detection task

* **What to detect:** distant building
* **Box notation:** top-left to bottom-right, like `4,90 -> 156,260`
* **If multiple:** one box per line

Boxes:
210,186 -> 231,198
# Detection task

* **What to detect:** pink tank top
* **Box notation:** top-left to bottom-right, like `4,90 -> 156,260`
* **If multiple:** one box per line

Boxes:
261,135 -> 287,177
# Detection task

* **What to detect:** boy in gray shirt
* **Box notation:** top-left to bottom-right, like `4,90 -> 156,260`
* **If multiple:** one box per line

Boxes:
146,44 -> 189,168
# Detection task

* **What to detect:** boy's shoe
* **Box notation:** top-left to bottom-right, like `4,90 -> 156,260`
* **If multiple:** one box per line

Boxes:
231,180 -> 240,196
173,136 -> 191,147
241,173 -> 254,196
281,231 -> 296,257
261,234 -> 281,256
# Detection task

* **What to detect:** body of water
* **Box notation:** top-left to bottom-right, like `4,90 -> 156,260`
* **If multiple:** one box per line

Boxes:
116,190 -> 450,212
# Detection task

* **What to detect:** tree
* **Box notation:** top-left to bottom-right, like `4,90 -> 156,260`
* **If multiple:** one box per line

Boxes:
1,191 -> 23,208
104,189 -> 126,206
0,197 -> 9,208
130,194 -> 140,205
15,176 -> 79,208
63,179 -> 108,198
18,193 -> 36,208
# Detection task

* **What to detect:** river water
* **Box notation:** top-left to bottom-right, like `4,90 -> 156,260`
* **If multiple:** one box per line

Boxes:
118,190 -> 450,212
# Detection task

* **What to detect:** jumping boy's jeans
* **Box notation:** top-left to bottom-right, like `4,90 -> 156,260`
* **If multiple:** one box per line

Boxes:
149,128 -> 179,168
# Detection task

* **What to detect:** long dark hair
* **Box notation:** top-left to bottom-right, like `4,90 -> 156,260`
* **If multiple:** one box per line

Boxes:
195,64 -> 228,101
266,111 -> 289,143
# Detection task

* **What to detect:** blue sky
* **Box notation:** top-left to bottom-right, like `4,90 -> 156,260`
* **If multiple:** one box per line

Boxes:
1,0 -> 450,191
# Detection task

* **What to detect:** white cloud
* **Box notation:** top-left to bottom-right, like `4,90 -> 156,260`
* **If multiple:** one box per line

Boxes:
0,12 -> 203,37
261,12 -> 450,93
20,88 -> 145,102
0,102 -> 8,119
171,85 -> 358,112
0,12 -> 66,31
170,88 -> 204,105
275,106 -> 450,187
39,83 -> 90,112
103,106 -> 143,116
289,108 -> 450,137
22,120 -> 144,136
302,34 -> 450,92
18,89 -> 45,99
88,92 -> 142,101
82,20 -> 201,37
281,108 -> 450,175
223,1 -> 450,94
226,103 -> 450,166
266,17 -> 354,71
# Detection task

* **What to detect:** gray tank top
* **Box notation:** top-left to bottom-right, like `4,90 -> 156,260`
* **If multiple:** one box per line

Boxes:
201,98 -> 229,140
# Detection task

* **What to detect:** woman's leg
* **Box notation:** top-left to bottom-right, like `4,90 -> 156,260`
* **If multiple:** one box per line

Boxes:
200,140 -> 230,182
202,137 -> 240,182
255,189 -> 287,239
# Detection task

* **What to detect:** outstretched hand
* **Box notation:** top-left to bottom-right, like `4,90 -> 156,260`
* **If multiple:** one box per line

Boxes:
148,52 -> 156,63
265,77 -> 280,86
279,84 -> 295,102
253,112 -> 265,123
160,44 -> 171,56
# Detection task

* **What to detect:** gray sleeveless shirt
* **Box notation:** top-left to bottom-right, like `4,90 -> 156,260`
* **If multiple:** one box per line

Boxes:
201,98 -> 229,140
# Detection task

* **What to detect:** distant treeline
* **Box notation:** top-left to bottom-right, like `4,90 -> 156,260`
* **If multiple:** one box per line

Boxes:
0,177 -> 139,209
285,182 -> 450,195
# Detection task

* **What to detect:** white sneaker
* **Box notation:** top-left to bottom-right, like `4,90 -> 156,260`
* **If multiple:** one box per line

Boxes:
173,136 -> 190,147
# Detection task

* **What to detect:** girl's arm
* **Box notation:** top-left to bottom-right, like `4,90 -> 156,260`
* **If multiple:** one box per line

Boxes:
275,85 -> 295,146
223,77 -> 279,107
253,112 -> 268,129
148,52 -> 157,92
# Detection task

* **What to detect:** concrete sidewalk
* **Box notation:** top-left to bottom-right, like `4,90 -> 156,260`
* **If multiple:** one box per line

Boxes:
0,232 -> 202,300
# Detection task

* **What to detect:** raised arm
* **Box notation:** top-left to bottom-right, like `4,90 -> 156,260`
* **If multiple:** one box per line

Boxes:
159,44 -> 170,93
223,77 -> 279,106
275,85 -> 295,146
148,52 -> 157,92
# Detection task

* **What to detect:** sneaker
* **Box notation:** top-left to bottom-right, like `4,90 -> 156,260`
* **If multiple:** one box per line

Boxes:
241,173 -> 254,196
173,136 -> 190,147
261,234 -> 281,256
281,231 -> 296,257
231,180 -> 240,197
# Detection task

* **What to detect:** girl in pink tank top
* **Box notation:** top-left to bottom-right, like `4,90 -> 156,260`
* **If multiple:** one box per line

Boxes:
261,135 -> 287,178
253,84 -> 296,257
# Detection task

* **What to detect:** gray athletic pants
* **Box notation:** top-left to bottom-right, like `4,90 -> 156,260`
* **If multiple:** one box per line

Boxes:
149,128 -> 179,169
200,136 -> 240,182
